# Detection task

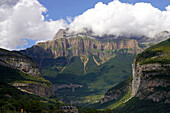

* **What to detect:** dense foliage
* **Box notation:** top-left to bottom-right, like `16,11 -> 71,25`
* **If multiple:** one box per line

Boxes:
44,54 -> 135,105
0,82 -> 64,113
113,97 -> 170,113
0,65 -> 52,87
136,38 -> 170,65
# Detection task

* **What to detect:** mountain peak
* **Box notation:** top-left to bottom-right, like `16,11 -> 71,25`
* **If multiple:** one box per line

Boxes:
53,28 -> 94,40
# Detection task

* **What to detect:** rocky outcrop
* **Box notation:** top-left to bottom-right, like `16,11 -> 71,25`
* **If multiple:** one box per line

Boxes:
0,48 -> 53,97
0,48 -> 41,77
53,84 -> 83,92
131,39 -> 170,103
102,39 -> 170,105
130,39 -> 170,103
131,63 -> 170,103
13,83 -> 53,97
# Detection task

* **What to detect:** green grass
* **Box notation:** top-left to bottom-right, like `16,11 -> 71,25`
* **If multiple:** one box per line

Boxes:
136,38 -> 170,65
62,56 -> 84,76
19,37 -> 139,106
46,54 -> 136,106
89,76 -> 132,109
0,65 -> 52,87
86,54 -> 135,94
104,89 -> 132,110
113,97 -> 170,113
0,82 -> 64,113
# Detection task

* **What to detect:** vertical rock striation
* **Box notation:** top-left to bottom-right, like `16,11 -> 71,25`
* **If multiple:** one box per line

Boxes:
131,38 -> 170,103
131,63 -> 170,103
21,37 -> 143,63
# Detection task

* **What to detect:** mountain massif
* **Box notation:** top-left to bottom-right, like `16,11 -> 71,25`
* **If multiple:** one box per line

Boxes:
19,29 -> 145,105
0,27 -> 169,112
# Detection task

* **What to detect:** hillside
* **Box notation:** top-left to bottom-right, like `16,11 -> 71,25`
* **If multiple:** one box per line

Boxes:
52,54 -> 135,105
100,38 -> 170,112
20,34 -> 142,105
0,48 -> 53,97
131,38 -> 170,102
0,82 -> 64,113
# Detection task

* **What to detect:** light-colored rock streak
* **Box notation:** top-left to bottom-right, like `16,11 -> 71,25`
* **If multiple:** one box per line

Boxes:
80,56 -> 89,74
131,62 -> 170,102
93,56 -> 100,66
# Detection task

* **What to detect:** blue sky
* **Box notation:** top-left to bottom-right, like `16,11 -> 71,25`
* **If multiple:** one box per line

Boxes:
0,0 -> 170,50
38,0 -> 170,21
23,0 -> 170,49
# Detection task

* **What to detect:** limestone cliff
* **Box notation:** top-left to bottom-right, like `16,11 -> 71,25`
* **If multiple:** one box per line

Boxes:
13,83 -> 53,97
101,38 -> 170,105
131,38 -> 170,103
131,63 -> 170,103
21,37 -> 142,63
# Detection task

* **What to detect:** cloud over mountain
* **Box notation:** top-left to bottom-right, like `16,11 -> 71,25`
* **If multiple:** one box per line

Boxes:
0,0 -> 170,50
0,0 -> 67,50
69,0 -> 170,38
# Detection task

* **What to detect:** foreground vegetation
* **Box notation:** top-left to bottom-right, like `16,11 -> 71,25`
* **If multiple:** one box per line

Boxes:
113,97 -> 170,113
0,82 -> 64,113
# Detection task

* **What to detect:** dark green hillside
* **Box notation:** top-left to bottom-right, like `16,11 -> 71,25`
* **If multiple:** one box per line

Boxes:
0,82 -> 64,113
0,48 -> 64,112
62,56 -> 84,75
40,57 -> 68,78
87,54 -> 134,92
49,54 -> 135,105
100,38 -> 170,112
113,97 -> 170,113
0,65 -> 51,87
20,37 -> 142,105
90,76 -> 132,109
136,38 -> 170,65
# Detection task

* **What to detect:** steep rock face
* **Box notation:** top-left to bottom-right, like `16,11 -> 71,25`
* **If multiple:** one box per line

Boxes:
0,48 -> 41,77
13,83 -> 53,97
131,39 -> 170,103
101,38 -> 170,107
131,63 -> 170,103
21,37 -> 142,62
0,48 -> 53,97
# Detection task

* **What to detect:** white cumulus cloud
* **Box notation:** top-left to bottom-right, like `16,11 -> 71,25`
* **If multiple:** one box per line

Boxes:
69,0 -> 170,38
1,0 -> 170,50
0,0 -> 68,50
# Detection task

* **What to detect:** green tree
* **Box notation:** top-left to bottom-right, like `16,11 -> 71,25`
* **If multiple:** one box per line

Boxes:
26,100 -> 43,113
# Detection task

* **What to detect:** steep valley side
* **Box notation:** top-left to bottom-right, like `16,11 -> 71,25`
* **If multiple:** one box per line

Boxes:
20,35 -> 144,105
99,38 -> 170,112
0,48 -> 53,97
